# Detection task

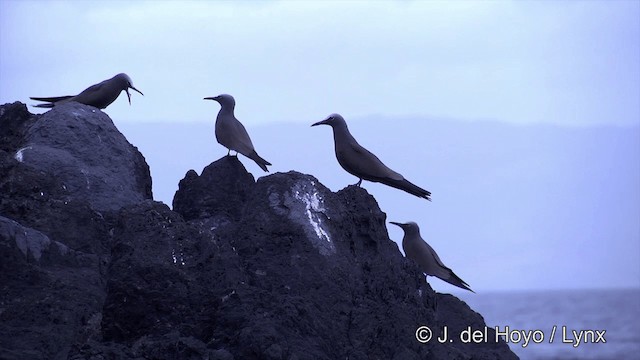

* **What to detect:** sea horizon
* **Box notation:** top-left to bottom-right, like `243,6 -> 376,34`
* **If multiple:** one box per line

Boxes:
455,287 -> 640,359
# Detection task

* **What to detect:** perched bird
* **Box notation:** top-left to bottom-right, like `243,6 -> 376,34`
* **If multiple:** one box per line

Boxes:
312,114 -> 431,201
204,94 -> 272,172
390,221 -> 474,292
30,73 -> 143,109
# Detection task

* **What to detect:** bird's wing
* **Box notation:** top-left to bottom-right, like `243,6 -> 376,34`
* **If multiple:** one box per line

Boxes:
72,81 -> 119,107
30,95 -> 74,103
410,240 -> 448,279
337,141 -> 404,181
228,118 -> 256,156
405,240 -> 436,275
423,241 -> 449,269
408,238 -> 472,291
424,242 -> 466,284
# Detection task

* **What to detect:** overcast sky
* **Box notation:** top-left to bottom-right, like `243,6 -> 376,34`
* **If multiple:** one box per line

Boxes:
1,1 -> 639,292
1,0 -> 639,127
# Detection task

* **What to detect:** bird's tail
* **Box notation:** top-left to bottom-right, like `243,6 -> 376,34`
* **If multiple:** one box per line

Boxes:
249,150 -> 272,172
444,271 -> 474,293
380,178 -> 432,201
30,96 -> 74,108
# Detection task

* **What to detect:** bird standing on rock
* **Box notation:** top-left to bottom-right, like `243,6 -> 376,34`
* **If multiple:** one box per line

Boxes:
390,221 -> 473,292
30,73 -> 143,109
312,113 -> 431,201
204,94 -> 272,172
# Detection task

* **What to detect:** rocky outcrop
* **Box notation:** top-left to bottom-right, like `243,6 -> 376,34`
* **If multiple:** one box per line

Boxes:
1,102 -> 152,213
0,102 -> 517,360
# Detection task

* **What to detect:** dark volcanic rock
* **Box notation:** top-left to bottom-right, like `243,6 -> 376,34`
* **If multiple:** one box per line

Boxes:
0,215 -> 104,360
170,161 -> 517,360
14,102 -> 152,212
0,102 -> 38,153
0,102 -> 151,360
0,102 -> 518,360
173,156 -> 254,223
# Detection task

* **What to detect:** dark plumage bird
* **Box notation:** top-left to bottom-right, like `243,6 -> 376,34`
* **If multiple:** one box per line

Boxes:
312,113 -> 431,201
30,73 -> 143,109
391,221 -> 474,292
204,94 -> 272,172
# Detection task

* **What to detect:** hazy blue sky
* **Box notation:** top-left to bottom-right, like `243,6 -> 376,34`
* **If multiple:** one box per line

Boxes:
1,0 -> 639,127
1,1 -> 638,292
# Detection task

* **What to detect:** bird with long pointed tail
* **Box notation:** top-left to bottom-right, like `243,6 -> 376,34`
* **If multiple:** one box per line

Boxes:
312,114 -> 431,200
204,94 -> 272,172
30,73 -> 143,109
390,221 -> 473,292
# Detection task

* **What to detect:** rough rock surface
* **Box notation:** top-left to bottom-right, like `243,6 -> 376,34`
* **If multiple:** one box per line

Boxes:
1,101 -> 152,213
0,102 -> 518,360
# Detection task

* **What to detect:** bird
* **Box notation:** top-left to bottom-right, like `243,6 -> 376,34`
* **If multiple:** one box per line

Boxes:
203,94 -> 272,172
311,113 -> 431,201
30,73 -> 143,109
390,221 -> 473,292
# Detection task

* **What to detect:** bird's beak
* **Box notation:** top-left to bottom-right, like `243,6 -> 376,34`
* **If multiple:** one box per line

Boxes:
311,119 -> 329,127
389,222 -> 403,227
130,85 -> 144,96
125,86 -> 144,105
203,96 -> 217,101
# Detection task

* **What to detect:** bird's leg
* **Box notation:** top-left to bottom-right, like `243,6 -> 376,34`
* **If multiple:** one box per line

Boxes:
355,179 -> 363,187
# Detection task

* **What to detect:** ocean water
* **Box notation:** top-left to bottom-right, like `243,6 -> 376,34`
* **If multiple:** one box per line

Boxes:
455,288 -> 640,360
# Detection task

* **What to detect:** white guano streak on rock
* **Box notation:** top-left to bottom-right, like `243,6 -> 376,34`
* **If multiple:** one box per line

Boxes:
294,185 -> 331,244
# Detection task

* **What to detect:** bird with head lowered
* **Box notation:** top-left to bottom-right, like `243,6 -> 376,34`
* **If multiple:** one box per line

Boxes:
30,73 -> 143,109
